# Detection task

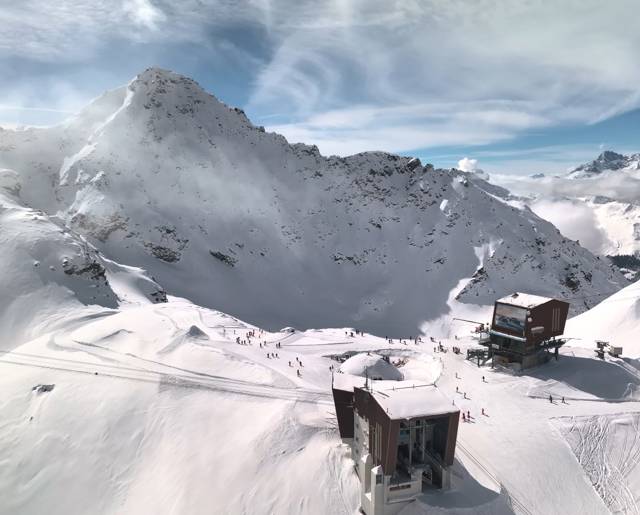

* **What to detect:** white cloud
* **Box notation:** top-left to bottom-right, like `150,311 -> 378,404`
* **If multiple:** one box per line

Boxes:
457,157 -> 478,172
529,198 -> 612,254
247,0 -> 640,155
266,100 -> 549,155
1,1 -> 640,155
492,163 -> 640,203
0,78 -> 96,127
123,0 -> 166,30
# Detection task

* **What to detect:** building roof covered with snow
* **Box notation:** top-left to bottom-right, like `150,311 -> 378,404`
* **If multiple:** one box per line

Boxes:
368,383 -> 457,420
496,292 -> 554,309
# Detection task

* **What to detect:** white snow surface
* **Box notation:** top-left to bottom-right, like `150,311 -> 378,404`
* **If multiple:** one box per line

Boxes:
565,278 -> 640,357
0,187 -> 164,345
554,413 -> 640,514
3,293 -> 640,514
339,352 -> 403,380
496,292 -> 553,308
370,384 -> 457,419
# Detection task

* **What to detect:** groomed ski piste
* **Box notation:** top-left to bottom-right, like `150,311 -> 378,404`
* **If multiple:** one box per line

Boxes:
2,290 -> 640,515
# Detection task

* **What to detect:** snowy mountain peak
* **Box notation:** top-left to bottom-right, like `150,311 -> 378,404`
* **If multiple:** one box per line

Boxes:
568,150 -> 640,178
0,68 -> 629,336
130,67 -> 214,108
127,67 -> 252,128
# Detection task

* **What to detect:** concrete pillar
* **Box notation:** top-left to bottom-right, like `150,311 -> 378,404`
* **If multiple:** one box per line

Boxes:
370,465 -> 385,515
361,453 -> 373,493
441,467 -> 451,490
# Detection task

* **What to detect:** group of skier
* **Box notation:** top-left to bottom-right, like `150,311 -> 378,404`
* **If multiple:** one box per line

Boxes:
455,365 -> 489,422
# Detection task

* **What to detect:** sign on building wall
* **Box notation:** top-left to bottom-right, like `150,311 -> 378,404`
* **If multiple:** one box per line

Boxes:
493,303 -> 527,335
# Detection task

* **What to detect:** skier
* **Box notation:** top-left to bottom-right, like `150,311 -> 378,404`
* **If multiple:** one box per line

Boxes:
482,375 -> 485,383
467,410 -> 470,420
549,394 -> 553,403
462,413 -> 466,422
481,408 -> 485,416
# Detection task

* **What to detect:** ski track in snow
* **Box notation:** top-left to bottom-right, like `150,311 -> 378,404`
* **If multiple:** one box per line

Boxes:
557,414 -> 640,514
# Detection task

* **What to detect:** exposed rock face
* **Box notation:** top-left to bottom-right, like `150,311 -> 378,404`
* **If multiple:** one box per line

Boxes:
209,250 -> 237,267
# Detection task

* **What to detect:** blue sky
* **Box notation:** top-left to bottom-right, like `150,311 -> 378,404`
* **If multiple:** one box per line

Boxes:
1,0 -> 638,175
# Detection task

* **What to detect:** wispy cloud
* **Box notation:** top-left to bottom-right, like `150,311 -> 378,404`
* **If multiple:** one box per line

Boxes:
0,106 -> 75,113
0,77 -> 95,127
246,0 -> 640,155
1,1 -> 639,158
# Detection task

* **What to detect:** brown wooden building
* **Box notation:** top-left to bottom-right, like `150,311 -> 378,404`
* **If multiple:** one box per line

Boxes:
332,374 -> 459,496
484,292 -> 570,369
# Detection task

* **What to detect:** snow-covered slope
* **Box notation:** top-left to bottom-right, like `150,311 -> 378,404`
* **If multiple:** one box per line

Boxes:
0,169 -> 166,346
0,69 -> 627,336
4,294 -> 639,515
565,278 -> 640,357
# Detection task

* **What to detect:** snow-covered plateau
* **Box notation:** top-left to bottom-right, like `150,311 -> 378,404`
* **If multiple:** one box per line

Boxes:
1,68 -> 640,515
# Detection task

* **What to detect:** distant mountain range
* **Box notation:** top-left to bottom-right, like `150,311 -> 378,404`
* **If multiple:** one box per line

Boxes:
568,150 -> 640,179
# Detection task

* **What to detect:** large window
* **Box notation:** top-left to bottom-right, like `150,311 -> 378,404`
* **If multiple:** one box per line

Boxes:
552,307 -> 561,332
493,303 -> 527,335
